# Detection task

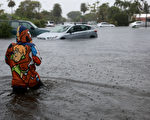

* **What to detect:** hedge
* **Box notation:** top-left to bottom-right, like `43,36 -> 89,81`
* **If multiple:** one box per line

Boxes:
0,22 -> 12,38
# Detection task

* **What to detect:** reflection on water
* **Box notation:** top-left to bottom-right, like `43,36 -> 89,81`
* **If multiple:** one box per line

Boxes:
6,93 -> 39,120
0,77 -> 150,120
0,78 -> 55,120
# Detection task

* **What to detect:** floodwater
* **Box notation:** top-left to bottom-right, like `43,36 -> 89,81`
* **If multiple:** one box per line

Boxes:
0,27 -> 150,120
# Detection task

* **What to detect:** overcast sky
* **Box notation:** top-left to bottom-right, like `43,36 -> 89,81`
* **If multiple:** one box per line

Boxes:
1,0 -> 150,17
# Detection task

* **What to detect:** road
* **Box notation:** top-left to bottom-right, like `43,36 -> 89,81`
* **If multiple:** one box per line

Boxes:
0,27 -> 150,120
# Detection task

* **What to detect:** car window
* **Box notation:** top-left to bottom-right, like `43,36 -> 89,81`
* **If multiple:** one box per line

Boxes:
103,23 -> 109,25
80,25 -> 91,31
70,25 -> 82,32
10,21 -> 19,29
21,22 -> 32,29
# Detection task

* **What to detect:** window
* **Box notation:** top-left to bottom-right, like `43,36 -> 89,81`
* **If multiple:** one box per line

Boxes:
70,25 -> 82,32
80,25 -> 91,31
21,22 -> 32,29
11,21 -> 19,29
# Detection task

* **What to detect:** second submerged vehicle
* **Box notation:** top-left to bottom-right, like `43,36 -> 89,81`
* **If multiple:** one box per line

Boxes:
37,24 -> 98,40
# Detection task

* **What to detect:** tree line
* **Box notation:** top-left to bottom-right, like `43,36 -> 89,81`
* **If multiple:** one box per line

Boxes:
69,0 -> 150,26
0,0 -> 150,27
0,0 -> 64,27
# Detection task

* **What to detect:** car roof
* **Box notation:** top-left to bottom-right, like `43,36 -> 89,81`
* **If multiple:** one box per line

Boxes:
100,22 -> 108,23
0,19 -> 31,23
63,23 -> 91,27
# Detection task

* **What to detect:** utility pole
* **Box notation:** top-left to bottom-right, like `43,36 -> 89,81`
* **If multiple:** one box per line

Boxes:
143,1 -> 149,27
96,0 -> 100,22
139,0 -> 149,27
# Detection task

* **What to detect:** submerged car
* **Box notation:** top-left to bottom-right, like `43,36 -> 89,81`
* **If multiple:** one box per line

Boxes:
0,20 -> 50,37
37,24 -> 98,40
97,22 -> 115,27
46,21 -> 55,27
129,21 -> 150,28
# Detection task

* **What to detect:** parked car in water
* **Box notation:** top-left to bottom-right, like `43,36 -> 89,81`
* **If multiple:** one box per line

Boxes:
88,21 -> 97,25
0,20 -> 50,37
46,21 -> 55,27
37,24 -> 98,40
97,22 -> 115,27
129,21 -> 150,28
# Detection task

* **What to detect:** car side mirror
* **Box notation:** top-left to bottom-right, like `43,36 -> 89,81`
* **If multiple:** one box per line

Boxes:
30,27 -> 35,30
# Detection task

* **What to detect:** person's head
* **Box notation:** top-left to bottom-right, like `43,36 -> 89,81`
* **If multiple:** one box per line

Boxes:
16,25 -> 32,43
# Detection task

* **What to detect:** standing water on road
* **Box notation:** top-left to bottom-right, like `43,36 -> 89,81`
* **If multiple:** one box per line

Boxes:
0,27 -> 150,120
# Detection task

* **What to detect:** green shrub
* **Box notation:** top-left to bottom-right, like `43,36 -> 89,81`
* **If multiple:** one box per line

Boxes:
39,19 -> 47,27
32,19 -> 47,28
0,14 -> 8,20
33,20 -> 41,27
0,22 -> 12,38
114,12 -> 129,26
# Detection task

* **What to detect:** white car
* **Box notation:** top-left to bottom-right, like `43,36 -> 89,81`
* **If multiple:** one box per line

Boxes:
97,22 -> 115,27
46,21 -> 55,27
129,21 -> 146,28
37,24 -> 98,40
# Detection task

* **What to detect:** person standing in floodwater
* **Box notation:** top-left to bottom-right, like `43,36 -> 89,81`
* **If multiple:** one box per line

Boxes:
5,25 -> 43,94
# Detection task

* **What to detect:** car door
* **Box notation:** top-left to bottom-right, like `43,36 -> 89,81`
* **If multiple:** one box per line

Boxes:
80,25 -> 92,38
66,25 -> 83,39
10,21 -> 20,35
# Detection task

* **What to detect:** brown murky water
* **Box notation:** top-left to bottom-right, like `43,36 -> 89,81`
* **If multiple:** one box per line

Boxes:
0,27 -> 150,120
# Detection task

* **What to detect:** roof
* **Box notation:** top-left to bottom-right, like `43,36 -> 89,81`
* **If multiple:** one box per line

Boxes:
134,14 -> 150,18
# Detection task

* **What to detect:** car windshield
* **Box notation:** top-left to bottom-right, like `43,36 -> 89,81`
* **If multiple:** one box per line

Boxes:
28,21 -> 38,28
51,25 -> 70,33
102,23 -> 108,25
136,21 -> 142,24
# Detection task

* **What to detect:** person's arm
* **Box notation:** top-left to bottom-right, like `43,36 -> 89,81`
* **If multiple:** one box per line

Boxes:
5,43 -> 15,66
31,45 -> 42,66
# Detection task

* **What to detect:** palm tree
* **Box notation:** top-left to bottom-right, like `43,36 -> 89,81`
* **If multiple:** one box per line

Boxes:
114,0 -> 124,10
0,4 -> 4,15
90,3 -> 97,13
52,3 -> 62,23
123,1 -> 131,10
8,0 -> 15,14
96,0 -> 100,10
80,3 -> 88,15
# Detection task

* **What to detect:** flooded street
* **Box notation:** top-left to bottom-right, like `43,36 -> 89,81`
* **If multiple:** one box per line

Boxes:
0,27 -> 150,120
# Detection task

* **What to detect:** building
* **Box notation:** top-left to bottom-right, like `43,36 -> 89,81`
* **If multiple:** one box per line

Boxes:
134,14 -> 150,22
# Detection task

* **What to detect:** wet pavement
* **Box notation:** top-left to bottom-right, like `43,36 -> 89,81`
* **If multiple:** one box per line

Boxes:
0,27 -> 150,120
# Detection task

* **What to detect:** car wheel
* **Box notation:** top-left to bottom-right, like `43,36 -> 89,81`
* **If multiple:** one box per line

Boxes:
132,25 -> 136,28
60,37 -> 66,40
90,35 -> 96,38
